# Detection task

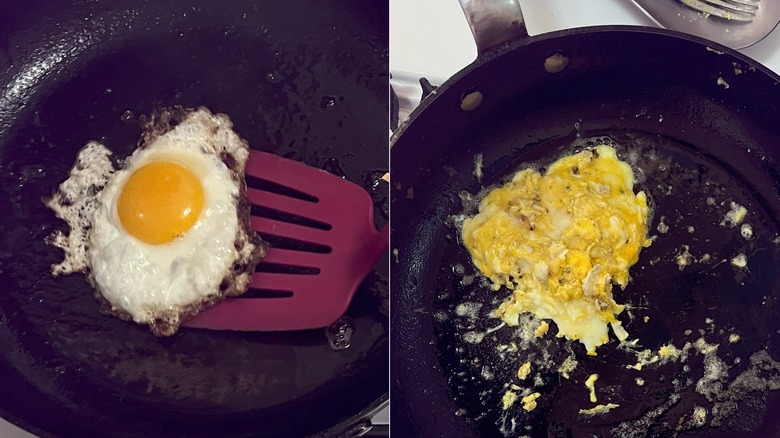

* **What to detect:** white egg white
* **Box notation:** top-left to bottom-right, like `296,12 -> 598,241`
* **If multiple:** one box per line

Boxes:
47,107 -> 267,335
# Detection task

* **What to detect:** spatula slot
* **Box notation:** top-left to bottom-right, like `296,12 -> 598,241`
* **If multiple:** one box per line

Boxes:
245,175 -> 319,203
239,289 -> 295,299
251,205 -> 332,231
256,263 -> 321,275
259,234 -> 333,254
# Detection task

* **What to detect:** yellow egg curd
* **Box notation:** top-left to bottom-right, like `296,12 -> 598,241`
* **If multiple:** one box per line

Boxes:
461,145 -> 651,355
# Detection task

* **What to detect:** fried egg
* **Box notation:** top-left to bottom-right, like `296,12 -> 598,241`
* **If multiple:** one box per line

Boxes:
461,145 -> 651,354
46,107 -> 267,336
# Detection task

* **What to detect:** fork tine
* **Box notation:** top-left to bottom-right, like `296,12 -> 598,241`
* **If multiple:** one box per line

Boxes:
726,0 -> 760,6
715,0 -> 759,11
705,0 -> 758,12
680,0 -> 756,20
251,216 -> 331,244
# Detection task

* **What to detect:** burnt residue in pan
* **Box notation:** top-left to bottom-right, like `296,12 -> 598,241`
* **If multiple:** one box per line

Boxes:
432,132 -> 780,437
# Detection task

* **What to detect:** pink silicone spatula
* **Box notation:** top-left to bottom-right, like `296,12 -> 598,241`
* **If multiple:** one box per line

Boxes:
184,150 -> 388,331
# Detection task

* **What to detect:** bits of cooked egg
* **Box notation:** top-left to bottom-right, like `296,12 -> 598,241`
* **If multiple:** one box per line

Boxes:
461,145 -> 651,354
46,107 -> 267,336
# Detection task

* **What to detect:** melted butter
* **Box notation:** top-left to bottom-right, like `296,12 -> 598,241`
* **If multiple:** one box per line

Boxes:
559,354 -> 578,379
626,342 -> 690,370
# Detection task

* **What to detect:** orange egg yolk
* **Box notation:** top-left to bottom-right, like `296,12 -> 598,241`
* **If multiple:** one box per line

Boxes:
117,161 -> 204,245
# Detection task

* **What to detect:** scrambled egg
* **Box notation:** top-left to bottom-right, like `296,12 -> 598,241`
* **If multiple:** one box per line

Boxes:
517,362 -> 532,380
462,145 -> 651,354
585,374 -> 599,402
502,390 -> 518,410
579,403 -> 620,417
522,392 -> 542,412
534,321 -> 549,338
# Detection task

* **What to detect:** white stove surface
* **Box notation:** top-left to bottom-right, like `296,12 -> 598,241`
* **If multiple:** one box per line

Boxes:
391,0 -> 780,120
0,422 -> 34,438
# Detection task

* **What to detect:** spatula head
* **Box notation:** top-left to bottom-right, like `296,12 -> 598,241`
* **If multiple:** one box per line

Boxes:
184,150 -> 388,331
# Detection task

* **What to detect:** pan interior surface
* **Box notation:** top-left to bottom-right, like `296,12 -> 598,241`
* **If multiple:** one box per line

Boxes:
0,1 -> 388,437
435,132 -> 780,437
391,28 -> 780,437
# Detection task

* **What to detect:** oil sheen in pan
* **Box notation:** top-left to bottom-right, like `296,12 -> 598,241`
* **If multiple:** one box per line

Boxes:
436,133 -> 780,437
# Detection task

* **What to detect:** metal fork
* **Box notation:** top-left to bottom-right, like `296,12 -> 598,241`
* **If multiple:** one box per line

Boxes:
680,0 -> 760,22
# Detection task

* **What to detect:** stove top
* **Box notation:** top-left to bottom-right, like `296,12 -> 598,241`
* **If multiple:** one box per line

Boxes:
391,0 -> 780,120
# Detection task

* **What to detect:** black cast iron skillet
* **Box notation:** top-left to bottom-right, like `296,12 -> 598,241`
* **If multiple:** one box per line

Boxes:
0,0 -> 388,437
391,6 -> 780,438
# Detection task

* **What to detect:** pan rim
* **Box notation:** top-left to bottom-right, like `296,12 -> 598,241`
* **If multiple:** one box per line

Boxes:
391,24 -> 780,147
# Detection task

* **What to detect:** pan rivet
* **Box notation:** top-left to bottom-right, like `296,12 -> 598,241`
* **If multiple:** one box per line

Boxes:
544,53 -> 569,73
460,90 -> 483,111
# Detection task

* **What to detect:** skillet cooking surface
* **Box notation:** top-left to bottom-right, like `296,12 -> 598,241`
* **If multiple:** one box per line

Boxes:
0,1 -> 388,437
391,28 -> 780,437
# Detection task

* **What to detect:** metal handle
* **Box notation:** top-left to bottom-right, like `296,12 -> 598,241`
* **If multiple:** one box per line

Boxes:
457,0 -> 528,53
